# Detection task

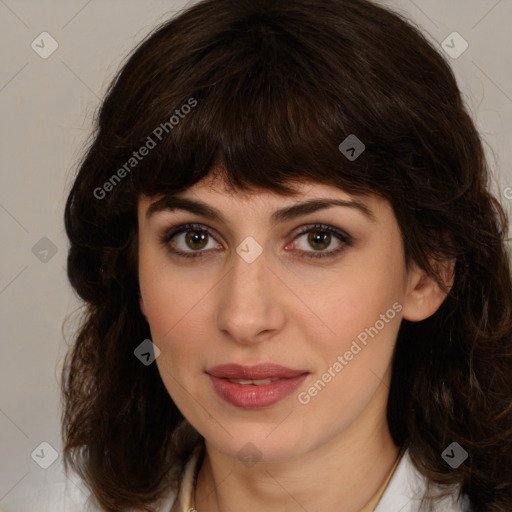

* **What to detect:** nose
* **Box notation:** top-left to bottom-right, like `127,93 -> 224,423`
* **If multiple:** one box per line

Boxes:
216,248 -> 286,345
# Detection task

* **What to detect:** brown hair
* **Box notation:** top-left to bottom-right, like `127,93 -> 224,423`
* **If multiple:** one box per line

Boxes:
62,0 -> 512,510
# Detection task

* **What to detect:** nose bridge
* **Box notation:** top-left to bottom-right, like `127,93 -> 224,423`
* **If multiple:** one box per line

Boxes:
216,244 -> 284,343
234,242 -> 269,295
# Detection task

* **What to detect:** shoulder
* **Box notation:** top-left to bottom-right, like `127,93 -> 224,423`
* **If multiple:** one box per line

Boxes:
375,449 -> 472,512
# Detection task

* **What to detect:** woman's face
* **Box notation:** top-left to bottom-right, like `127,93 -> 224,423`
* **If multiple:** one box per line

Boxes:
137,170 -> 429,463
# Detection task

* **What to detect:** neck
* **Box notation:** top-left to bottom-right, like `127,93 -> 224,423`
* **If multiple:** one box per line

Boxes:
193,387 -> 399,512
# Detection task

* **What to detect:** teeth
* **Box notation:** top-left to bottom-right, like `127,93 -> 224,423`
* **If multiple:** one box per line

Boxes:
238,379 -> 257,385
229,378 -> 276,385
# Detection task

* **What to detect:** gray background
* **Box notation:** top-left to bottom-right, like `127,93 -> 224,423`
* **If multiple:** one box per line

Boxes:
0,1 -> 511,510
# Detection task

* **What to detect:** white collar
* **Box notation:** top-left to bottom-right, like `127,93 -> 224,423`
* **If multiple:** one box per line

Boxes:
160,446 -> 472,512
375,449 -> 471,512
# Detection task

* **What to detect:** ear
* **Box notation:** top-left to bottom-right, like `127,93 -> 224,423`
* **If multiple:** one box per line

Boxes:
138,295 -> 147,319
402,259 -> 455,322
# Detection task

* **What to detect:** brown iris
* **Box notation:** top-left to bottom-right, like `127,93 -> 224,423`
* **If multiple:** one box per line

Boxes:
185,229 -> 208,250
308,230 -> 331,251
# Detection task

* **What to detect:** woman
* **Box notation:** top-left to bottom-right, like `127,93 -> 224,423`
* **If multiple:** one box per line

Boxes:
62,0 -> 512,510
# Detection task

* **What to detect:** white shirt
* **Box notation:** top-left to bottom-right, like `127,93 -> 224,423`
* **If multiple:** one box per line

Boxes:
374,449 -> 472,511
22,447 -> 472,511
154,447 -> 472,512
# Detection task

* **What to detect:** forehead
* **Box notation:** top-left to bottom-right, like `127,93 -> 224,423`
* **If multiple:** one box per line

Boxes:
138,167 -> 357,211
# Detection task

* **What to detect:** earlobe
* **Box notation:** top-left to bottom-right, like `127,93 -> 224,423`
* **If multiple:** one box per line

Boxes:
402,260 -> 455,322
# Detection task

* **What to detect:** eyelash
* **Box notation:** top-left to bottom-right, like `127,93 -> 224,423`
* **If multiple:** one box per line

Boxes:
159,222 -> 353,260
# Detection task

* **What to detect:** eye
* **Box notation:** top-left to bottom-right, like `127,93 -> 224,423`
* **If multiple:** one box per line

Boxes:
160,223 -> 222,259
289,223 -> 352,259
160,222 -> 352,260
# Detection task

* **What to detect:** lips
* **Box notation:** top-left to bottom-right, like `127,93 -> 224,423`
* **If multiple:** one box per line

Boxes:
207,363 -> 307,380
207,363 -> 309,408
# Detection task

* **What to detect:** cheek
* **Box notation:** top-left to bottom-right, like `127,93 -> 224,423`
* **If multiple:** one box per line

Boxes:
139,258 -> 215,371
139,247 -> 190,333
140,272 -> 209,404
143,281 -> 206,347
308,250 -> 405,343
298,282 -> 402,423
298,248 -> 405,402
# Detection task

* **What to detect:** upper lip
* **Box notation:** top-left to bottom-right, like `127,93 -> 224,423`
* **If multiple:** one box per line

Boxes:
207,364 -> 308,380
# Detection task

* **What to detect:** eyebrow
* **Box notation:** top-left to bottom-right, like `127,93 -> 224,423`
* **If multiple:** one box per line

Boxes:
146,195 -> 376,224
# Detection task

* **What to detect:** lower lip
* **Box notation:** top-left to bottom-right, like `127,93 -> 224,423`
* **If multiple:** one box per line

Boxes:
208,374 -> 308,408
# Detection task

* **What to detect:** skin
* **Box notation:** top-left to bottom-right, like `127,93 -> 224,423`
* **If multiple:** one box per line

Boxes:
137,167 -> 451,512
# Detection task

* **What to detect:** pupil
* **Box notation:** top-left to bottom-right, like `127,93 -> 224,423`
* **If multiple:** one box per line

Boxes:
309,231 -> 330,250
186,230 -> 207,250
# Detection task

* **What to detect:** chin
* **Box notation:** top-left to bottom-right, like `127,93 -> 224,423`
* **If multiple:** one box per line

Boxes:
204,424 -> 310,465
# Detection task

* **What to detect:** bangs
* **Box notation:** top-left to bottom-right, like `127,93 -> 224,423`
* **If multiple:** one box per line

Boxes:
134,72 -> 377,199
97,1 -> 433,204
